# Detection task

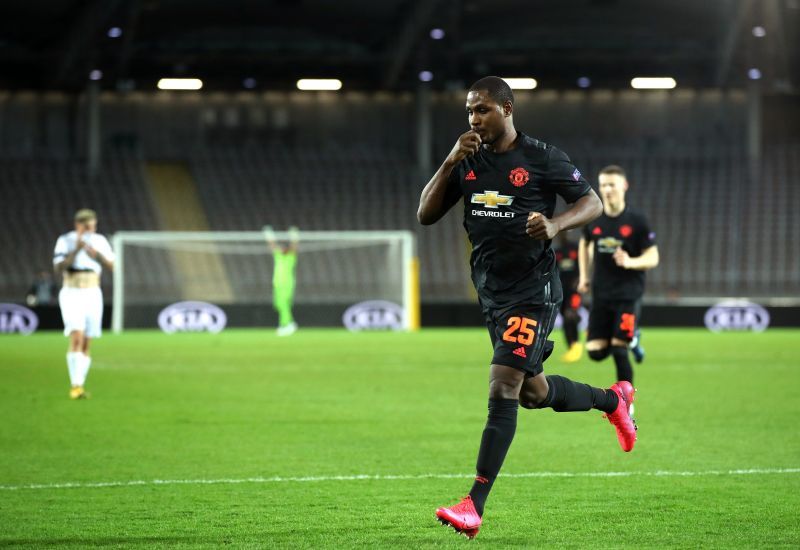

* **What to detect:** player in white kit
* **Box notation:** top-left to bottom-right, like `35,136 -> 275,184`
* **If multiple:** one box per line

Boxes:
53,209 -> 114,399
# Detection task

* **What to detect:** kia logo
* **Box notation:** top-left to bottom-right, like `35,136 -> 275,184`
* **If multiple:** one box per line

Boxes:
158,301 -> 227,334
704,300 -> 770,333
343,301 -> 404,331
0,303 -> 39,335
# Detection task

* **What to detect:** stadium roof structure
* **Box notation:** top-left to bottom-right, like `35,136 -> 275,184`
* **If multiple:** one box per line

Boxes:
0,0 -> 797,92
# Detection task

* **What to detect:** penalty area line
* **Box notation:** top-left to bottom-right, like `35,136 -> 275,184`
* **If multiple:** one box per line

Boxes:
1,468 -> 799,491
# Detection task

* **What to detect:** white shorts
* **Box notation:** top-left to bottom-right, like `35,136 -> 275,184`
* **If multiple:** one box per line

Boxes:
59,287 -> 104,338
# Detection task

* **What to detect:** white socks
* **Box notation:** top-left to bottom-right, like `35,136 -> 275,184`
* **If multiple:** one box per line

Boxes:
66,352 -> 92,387
67,352 -> 80,386
78,354 -> 92,386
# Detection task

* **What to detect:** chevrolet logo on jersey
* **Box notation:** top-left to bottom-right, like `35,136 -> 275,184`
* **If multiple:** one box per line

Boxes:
471,191 -> 514,209
597,237 -> 623,254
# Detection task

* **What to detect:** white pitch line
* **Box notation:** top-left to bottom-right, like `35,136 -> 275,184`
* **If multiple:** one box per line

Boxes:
1,468 -> 798,492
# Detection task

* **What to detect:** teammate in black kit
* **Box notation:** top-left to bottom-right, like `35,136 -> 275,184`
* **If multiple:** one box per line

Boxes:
555,234 -> 583,362
578,165 -> 659,384
417,76 -> 637,539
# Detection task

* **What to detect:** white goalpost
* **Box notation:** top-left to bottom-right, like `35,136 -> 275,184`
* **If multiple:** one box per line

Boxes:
111,230 -> 419,333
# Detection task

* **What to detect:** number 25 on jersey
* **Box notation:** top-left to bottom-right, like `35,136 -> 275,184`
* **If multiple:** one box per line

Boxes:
503,316 -> 537,346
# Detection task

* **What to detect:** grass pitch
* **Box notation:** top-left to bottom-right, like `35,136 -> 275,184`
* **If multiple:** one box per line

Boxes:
0,328 -> 798,548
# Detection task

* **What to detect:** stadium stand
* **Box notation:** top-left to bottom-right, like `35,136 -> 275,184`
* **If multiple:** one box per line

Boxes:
0,154 -> 157,298
1,91 -> 798,303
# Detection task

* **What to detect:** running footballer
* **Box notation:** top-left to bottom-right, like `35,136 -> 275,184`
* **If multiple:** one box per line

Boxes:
418,77 -> 637,539
578,165 -> 659,383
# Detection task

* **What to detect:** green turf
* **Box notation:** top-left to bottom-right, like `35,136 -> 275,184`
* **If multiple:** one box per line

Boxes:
0,328 -> 798,548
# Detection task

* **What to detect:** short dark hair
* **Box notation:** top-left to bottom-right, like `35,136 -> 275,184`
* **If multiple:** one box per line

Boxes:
599,165 -> 627,178
469,76 -> 514,107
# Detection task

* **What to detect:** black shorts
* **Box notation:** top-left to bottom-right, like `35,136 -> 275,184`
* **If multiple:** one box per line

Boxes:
560,291 -> 582,315
587,299 -> 641,343
484,281 -> 561,377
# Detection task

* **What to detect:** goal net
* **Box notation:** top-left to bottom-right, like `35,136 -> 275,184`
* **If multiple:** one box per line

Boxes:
111,230 -> 418,333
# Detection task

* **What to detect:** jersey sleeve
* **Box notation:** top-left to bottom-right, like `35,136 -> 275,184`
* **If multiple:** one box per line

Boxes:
98,235 -> 115,262
545,147 -> 593,203
635,215 -> 657,249
53,236 -> 68,266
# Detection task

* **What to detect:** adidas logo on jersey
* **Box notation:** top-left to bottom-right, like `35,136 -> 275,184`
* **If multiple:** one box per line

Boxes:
513,346 -> 527,358
465,170 -> 477,181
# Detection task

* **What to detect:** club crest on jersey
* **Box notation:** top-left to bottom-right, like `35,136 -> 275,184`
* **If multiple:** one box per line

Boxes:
471,190 -> 514,208
619,225 -> 633,238
509,167 -> 529,187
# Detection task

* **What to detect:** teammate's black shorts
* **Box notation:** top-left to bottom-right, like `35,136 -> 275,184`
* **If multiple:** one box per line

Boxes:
587,299 -> 641,343
484,279 -> 561,376
559,275 -> 580,316
560,290 -> 582,316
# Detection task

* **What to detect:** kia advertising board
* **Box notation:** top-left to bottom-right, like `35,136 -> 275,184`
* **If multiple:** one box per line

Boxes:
704,300 -> 770,333
158,301 -> 227,334
0,303 -> 39,335
343,301 -> 404,331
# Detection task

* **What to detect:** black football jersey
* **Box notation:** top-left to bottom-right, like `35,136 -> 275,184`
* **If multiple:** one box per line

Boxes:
581,206 -> 656,301
445,133 -> 593,310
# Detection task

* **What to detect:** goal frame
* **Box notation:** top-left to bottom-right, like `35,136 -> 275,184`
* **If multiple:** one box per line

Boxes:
111,230 -> 419,333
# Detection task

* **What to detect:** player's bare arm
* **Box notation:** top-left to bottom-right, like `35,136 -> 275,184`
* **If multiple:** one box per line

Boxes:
613,245 -> 659,270
417,130 -> 481,225
287,226 -> 300,254
525,190 -> 602,240
263,225 -> 279,252
577,236 -> 593,293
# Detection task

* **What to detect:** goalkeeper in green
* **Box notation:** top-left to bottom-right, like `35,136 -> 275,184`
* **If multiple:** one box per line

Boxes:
265,226 -> 299,336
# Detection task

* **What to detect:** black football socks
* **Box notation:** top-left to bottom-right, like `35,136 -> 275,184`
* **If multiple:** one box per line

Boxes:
563,314 -> 579,347
610,345 -> 633,383
540,374 -> 618,414
469,398 -> 518,516
588,348 -> 611,361
469,380 -> 619,516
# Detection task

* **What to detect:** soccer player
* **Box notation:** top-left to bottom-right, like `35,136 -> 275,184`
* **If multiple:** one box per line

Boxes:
53,209 -> 114,399
555,233 -> 583,362
578,165 -> 659,384
418,76 -> 636,539
265,226 -> 299,336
